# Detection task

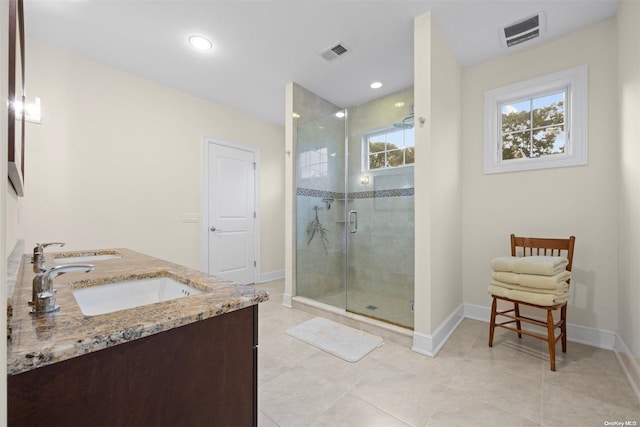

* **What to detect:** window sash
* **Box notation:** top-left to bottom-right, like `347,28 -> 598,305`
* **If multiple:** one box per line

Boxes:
483,65 -> 587,174
498,88 -> 568,160
364,127 -> 414,171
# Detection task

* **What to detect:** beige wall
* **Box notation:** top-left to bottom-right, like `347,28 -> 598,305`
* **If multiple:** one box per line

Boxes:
414,12 -> 463,337
20,38 -> 285,274
462,19 -> 619,331
617,0 -> 640,360
413,13 -> 431,333
429,20 -> 463,328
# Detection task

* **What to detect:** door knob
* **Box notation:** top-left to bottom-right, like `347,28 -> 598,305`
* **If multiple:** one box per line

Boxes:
210,226 -> 223,232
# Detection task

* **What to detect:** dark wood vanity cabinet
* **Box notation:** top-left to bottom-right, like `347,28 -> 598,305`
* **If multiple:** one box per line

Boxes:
8,305 -> 259,427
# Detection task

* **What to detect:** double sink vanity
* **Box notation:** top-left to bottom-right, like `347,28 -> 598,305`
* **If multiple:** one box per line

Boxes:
7,245 -> 269,426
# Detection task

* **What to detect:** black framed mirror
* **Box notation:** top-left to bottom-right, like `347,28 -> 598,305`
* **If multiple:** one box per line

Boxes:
8,0 -> 25,197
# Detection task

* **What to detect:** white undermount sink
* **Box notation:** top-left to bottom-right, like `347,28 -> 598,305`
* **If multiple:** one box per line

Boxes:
72,276 -> 203,316
54,254 -> 121,264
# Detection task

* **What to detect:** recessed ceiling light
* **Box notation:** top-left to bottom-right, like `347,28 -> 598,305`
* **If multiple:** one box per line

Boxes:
335,111 -> 345,118
370,81 -> 383,89
188,35 -> 213,51
394,102 -> 406,108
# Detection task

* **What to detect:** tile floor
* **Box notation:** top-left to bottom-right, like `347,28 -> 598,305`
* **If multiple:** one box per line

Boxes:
256,279 -> 640,427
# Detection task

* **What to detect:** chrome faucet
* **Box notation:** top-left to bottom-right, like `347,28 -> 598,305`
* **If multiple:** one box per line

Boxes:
30,242 -> 65,305
30,243 -> 94,314
32,242 -> 65,270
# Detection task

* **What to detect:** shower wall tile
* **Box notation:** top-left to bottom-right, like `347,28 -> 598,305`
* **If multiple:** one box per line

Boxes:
296,194 -> 345,300
297,190 -> 414,303
293,83 -> 346,194
293,83 -> 341,125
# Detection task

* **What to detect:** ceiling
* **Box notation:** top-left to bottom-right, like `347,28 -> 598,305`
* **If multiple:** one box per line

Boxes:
24,0 -> 619,126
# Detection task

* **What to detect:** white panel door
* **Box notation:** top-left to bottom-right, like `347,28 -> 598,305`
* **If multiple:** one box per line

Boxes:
208,143 -> 256,284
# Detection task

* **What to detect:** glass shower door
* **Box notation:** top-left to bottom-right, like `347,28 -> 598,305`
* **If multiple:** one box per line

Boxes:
295,113 -> 347,308
293,85 -> 415,329
345,119 -> 415,329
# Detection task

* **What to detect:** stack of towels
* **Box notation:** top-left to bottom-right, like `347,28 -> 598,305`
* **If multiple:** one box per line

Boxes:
488,256 -> 570,306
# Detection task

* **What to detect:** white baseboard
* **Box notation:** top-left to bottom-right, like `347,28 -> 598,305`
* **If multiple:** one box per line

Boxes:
281,292 -> 292,308
462,303 -> 616,350
285,295 -> 638,403
283,295 -> 639,403
463,303 -> 491,323
615,334 -> 640,403
259,269 -> 284,283
412,304 -> 465,357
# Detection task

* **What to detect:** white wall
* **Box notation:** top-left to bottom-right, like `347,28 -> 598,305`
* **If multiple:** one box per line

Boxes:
462,19 -> 619,331
21,38 -> 285,274
617,0 -> 640,365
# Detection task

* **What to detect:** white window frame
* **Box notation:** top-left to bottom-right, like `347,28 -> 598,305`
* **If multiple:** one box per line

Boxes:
362,126 -> 415,172
484,65 -> 588,174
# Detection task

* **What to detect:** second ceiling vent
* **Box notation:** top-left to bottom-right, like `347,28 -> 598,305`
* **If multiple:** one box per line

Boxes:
500,12 -> 546,48
320,42 -> 351,61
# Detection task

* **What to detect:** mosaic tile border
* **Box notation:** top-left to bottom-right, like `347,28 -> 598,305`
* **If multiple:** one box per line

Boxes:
351,188 -> 414,199
296,187 -> 414,199
296,188 -> 344,199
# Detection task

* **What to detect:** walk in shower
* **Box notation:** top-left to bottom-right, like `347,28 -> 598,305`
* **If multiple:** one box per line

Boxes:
294,84 -> 415,329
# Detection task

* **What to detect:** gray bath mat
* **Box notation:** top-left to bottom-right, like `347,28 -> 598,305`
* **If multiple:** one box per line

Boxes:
286,317 -> 384,362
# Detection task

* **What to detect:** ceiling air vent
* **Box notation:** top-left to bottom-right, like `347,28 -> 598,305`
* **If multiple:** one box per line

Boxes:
320,42 -> 351,61
500,12 -> 546,48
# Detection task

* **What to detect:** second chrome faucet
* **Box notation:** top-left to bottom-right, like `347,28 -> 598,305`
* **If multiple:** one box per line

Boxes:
30,242 -> 94,314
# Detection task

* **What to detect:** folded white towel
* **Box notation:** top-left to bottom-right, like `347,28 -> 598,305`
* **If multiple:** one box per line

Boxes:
490,279 -> 569,296
491,256 -> 568,276
488,284 -> 568,306
492,270 -> 571,290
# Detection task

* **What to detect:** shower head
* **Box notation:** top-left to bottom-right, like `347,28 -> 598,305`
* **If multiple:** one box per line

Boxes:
393,114 -> 414,129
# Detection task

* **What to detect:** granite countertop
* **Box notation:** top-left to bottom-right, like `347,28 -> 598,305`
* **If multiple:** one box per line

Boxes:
7,248 -> 269,375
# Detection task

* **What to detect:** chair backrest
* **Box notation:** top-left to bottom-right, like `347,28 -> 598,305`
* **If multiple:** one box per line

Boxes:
510,234 -> 576,272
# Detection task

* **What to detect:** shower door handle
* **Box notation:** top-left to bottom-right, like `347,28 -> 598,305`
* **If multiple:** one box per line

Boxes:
348,210 -> 358,234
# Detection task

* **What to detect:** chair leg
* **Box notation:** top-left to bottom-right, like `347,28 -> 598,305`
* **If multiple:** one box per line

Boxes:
547,309 -> 556,371
489,297 -> 497,347
514,302 -> 522,338
561,305 -> 567,353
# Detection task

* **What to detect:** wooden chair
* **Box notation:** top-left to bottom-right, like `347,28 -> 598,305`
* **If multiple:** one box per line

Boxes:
488,234 -> 576,371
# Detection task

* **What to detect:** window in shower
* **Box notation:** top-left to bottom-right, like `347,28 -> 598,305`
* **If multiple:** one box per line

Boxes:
364,127 -> 415,170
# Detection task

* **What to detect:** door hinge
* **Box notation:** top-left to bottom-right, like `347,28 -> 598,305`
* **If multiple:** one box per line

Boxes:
254,212 -> 256,218
254,260 -> 257,267
253,162 -> 256,170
